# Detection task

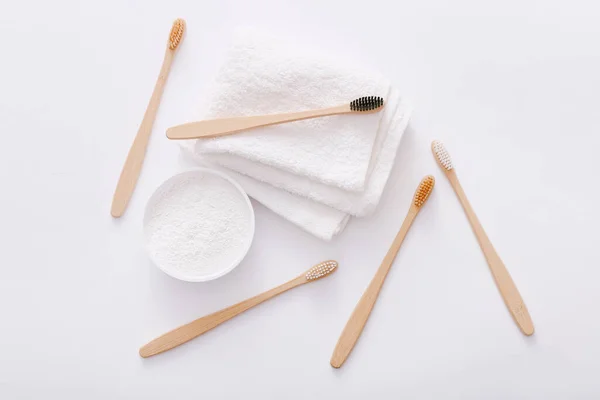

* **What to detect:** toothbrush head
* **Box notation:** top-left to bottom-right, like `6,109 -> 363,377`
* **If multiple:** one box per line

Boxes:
413,175 -> 435,208
350,96 -> 385,112
305,260 -> 338,281
431,140 -> 454,171
168,18 -> 185,50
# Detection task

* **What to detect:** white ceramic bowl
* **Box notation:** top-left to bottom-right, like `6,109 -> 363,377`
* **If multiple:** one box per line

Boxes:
143,169 -> 255,282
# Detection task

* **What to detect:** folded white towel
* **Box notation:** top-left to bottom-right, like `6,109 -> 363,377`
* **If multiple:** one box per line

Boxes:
184,100 -> 410,240
197,162 -> 351,241
202,91 -> 410,217
193,28 -> 391,192
182,28 -> 411,240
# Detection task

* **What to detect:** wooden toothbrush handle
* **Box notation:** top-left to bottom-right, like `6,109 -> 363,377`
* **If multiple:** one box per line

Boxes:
139,277 -> 304,358
330,211 -> 417,368
447,171 -> 534,335
111,48 -> 175,218
166,105 -> 350,140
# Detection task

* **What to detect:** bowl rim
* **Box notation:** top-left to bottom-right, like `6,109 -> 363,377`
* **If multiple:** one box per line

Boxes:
143,168 -> 255,282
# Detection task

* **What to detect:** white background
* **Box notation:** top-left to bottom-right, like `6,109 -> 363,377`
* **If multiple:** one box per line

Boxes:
1,0 -> 599,398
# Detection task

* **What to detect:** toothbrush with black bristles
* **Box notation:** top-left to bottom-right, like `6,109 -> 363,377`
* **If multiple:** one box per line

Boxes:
166,96 -> 385,140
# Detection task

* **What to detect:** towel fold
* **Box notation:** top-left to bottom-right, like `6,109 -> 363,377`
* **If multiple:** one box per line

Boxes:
193,28 -> 391,192
182,28 -> 411,240
201,91 -> 410,217
196,162 -> 351,241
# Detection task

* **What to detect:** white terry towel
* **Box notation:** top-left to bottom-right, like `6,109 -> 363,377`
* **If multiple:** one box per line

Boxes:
202,91 -> 410,217
183,28 -> 411,240
192,28 -> 392,193
186,159 -> 352,241
184,101 -> 410,240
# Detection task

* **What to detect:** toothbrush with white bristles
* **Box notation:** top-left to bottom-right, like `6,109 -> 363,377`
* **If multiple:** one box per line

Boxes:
431,140 -> 534,336
139,260 -> 338,358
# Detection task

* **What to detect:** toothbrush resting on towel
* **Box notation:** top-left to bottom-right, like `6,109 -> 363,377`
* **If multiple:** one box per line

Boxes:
167,96 -> 385,139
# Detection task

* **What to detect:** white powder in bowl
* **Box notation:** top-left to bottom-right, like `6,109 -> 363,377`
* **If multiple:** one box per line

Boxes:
144,170 -> 254,281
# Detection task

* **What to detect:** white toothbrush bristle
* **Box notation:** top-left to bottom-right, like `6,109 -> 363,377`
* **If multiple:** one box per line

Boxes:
305,260 -> 338,281
432,140 -> 453,170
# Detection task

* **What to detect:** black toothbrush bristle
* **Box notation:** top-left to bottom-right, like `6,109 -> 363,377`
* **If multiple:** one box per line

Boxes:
350,96 -> 384,112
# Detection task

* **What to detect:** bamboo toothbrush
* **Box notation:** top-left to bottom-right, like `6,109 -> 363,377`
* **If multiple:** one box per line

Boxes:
165,96 -> 385,140
139,260 -> 338,358
431,140 -> 534,336
110,18 -> 186,218
330,176 -> 434,369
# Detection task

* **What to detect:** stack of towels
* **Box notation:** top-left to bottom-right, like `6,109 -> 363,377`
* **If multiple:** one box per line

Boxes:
183,28 -> 411,240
